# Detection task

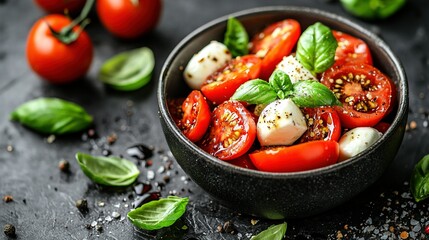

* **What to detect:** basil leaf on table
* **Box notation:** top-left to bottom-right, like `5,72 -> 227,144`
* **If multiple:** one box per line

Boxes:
410,154 -> 429,202
340,0 -> 406,20
251,222 -> 287,240
10,98 -> 93,135
296,22 -> 337,75
291,80 -> 342,108
127,196 -> 189,230
231,79 -> 277,104
75,152 -> 139,187
99,47 -> 155,91
223,17 -> 249,57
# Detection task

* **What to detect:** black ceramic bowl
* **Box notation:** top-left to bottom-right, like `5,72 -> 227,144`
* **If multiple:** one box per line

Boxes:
157,6 -> 408,219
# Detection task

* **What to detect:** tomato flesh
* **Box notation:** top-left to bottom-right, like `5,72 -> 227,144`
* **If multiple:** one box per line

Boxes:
299,107 -> 341,143
333,30 -> 373,66
250,19 -> 301,80
321,63 -> 393,129
180,90 -> 211,142
249,141 -> 339,173
200,101 -> 256,160
201,55 -> 261,105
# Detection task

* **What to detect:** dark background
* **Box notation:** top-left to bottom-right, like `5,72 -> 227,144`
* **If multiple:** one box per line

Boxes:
1,0 -> 428,239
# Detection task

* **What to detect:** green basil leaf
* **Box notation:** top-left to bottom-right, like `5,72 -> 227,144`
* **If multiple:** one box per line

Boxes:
75,152 -> 139,187
127,196 -> 189,230
251,222 -> 287,240
290,80 -> 342,108
99,47 -> 155,91
296,22 -> 337,75
410,154 -> 429,202
269,69 -> 293,99
10,98 -> 92,135
223,17 -> 249,57
340,0 -> 406,20
231,79 -> 277,104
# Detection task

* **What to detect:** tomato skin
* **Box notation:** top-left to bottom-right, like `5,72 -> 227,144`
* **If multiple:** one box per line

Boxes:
181,90 -> 211,142
26,14 -> 93,84
299,107 -> 341,143
374,122 -> 391,134
96,0 -> 162,39
249,141 -> 339,173
321,63 -> 393,129
333,30 -> 373,66
34,0 -> 86,13
229,154 -> 257,170
250,19 -> 301,80
201,55 -> 261,105
200,101 -> 256,160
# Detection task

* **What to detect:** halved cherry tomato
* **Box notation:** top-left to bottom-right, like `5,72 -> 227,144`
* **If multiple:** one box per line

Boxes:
180,90 -> 211,142
34,0 -> 86,13
199,101 -> 256,160
201,55 -> 261,105
374,122 -> 391,134
321,63 -> 393,129
96,0 -> 162,39
26,14 -> 93,84
249,140 -> 339,173
299,107 -> 341,143
250,19 -> 301,80
333,30 -> 373,66
229,154 -> 257,170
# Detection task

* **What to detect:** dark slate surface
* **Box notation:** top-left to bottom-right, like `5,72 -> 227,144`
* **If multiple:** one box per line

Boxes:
0,0 -> 428,239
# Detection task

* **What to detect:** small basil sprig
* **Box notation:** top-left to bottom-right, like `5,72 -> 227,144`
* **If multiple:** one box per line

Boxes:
410,154 -> 429,202
75,152 -> 139,187
296,22 -> 337,76
10,98 -> 93,135
251,222 -> 287,240
127,196 -> 189,230
99,47 -> 155,91
340,0 -> 406,20
223,17 -> 249,57
231,69 -> 341,107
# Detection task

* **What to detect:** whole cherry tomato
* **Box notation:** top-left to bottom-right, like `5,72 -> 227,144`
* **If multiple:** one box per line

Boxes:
199,101 -> 256,161
26,14 -> 93,84
201,55 -> 261,105
34,0 -> 86,13
321,63 -> 393,129
96,0 -> 162,39
250,19 -> 301,80
249,140 -> 339,173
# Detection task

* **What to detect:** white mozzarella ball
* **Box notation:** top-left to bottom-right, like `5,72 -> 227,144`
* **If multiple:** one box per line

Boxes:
276,55 -> 316,83
338,127 -> 382,162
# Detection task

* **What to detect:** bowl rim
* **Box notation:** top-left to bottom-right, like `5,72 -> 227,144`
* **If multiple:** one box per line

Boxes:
158,5 -> 409,180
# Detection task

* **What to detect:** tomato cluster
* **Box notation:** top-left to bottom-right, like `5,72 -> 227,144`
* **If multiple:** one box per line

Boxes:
169,19 -> 396,173
27,0 -> 162,84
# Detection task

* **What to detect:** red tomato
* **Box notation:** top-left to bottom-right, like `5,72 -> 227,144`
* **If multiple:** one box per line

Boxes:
96,0 -> 162,39
374,122 -> 391,133
179,90 -> 211,142
299,107 -> 341,143
333,30 -> 373,66
199,101 -> 256,160
201,55 -> 261,105
34,0 -> 86,13
249,141 -> 339,173
321,63 -> 393,129
250,19 -> 301,80
228,154 -> 257,170
167,97 -> 185,126
26,14 -> 93,84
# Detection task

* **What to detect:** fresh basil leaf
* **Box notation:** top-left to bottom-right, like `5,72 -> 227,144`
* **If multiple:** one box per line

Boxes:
340,0 -> 406,20
127,196 -> 189,230
269,70 -> 293,99
75,152 -> 139,187
10,98 -> 93,135
223,17 -> 249,57
231,79 -> 277,104
99,47 -> 155,91
251,222 -> 287,240
296,22 -> 337,75
290,80 -> 342,108
410,154 -> 429,202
